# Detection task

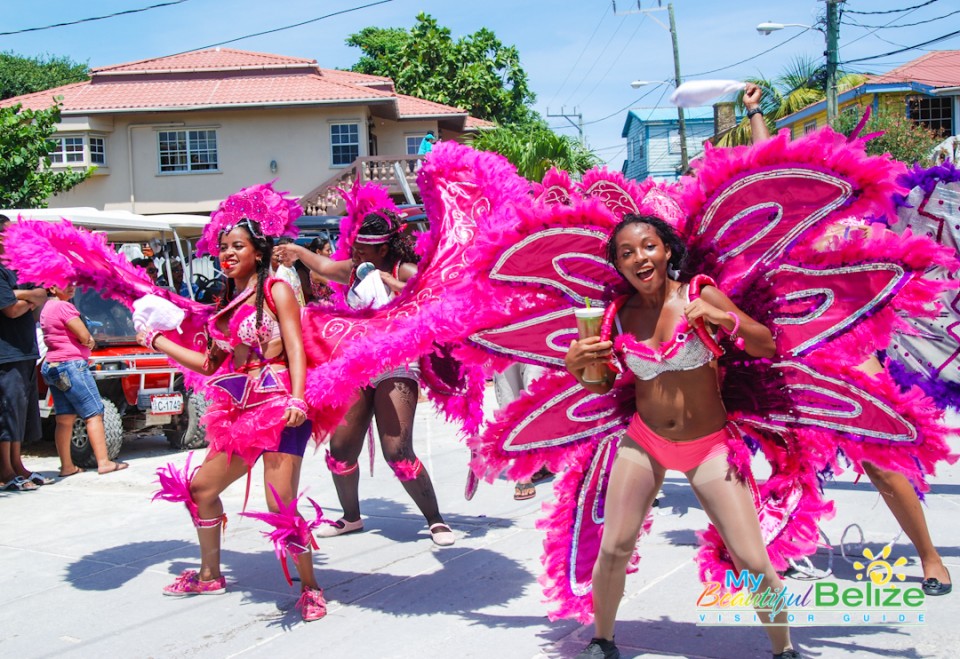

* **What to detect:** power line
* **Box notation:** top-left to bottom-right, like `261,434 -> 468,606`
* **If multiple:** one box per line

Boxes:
839,4 -> 923,48
176,0 -> 395,54
0,0 -> 189,36
842,27 -> 960,64
843,8 -> 960,29
844,0 -> 940,15
546,4 -> 611,109
685,29 -> 808,78
575,15 -> 647,108
563,14 -> 630,106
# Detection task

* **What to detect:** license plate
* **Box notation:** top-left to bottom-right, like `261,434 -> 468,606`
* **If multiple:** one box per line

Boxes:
150,393 -> 183,415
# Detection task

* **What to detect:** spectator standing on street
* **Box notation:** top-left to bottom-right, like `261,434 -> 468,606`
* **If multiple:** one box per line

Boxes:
39,283 -> 128,476
0,215 -> 50,491
307,237 -> 335,304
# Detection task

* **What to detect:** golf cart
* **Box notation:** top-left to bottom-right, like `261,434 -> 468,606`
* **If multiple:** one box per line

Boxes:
7,208 -> 210,466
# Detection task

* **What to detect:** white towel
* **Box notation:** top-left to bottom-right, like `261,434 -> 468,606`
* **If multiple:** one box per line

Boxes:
670,80 -> 745,108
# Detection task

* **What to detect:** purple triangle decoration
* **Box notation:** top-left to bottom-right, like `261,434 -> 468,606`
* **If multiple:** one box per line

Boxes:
255,367 -> 283,393
209,373 -> 249,405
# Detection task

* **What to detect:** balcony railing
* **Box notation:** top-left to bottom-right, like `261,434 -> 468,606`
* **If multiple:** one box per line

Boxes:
299,155 -> 425,216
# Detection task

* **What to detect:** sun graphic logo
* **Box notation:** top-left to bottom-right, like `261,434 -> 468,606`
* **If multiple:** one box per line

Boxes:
853,545 -> 909,586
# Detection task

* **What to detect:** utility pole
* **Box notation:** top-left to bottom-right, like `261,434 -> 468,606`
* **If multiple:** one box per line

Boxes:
615,1 -> 687,173
825,0 -> 841,124
667,3 -> 688,172
547,106 -> 584,145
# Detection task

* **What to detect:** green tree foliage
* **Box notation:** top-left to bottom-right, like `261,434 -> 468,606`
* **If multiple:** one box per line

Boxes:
0,51 -> 89,100
831,105 -> 941,166
716,56 -> 866,147
0,103 -> 91,208
347,13 -> 536,125
468,124 -> 600,181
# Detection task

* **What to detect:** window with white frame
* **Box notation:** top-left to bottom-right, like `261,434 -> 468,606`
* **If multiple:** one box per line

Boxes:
48,135 -> 108,167
158,129 -> 219,173
331,123 -> 360,166
89,136 -> 106,165
49,136 -> 84,164
406,134 -> 428,155
803,119 -> 818,134
667,128 -> 682,154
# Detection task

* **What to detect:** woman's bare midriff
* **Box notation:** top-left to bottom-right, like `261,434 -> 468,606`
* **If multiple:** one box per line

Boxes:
633,364 -> 728,441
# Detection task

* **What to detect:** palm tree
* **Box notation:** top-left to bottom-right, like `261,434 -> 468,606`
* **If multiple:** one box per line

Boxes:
468,124 -> 600,181
715,55 -> 867,147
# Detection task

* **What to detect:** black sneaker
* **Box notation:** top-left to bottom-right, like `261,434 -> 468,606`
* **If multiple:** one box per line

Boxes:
773,650 -> 802,659
575,637 -> 620,659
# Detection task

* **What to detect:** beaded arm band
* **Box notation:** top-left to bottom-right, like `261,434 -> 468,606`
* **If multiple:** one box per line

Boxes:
720,311 -> 746,350
141,329 -> 162,350
287,397 -> 308,415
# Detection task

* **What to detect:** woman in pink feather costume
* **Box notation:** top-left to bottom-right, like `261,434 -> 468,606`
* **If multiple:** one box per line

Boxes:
277,208 -> 454,546
564,214 -> 798,659
142,184 -> 327,621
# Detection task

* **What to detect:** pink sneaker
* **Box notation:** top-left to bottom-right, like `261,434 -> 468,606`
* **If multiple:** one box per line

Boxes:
296,587 -> 327,622
162,569 -> 227,597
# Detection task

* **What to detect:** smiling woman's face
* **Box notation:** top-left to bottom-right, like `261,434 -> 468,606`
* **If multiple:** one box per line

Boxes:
614,222 -> 672,291
218,227 -> 257,279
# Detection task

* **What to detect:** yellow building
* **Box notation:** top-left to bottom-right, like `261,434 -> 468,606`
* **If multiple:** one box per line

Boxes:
776,50 -> 960,139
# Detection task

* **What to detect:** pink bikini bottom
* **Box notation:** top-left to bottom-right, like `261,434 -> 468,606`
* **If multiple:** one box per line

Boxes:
625,413 -> 732,472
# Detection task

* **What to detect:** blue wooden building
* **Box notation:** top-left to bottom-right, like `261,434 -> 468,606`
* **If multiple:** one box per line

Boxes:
621,107 -> 716,181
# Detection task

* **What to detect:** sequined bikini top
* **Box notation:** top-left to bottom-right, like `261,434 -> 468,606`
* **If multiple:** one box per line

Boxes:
614,321 -> 717,381
601,275 -> 725,382
208,284 -> 281,352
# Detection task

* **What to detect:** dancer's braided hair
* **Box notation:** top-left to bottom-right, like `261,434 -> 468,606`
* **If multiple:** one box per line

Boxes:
210,220 -> 274,349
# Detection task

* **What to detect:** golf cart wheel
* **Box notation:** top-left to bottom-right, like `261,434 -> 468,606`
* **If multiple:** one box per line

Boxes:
165,390 -> 208,451
70,398 -> 123,468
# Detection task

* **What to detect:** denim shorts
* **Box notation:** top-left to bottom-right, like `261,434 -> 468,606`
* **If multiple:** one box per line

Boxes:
41,359 -> 105,420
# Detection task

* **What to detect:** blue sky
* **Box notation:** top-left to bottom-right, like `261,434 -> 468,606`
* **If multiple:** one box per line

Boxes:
2,0 -> 957,166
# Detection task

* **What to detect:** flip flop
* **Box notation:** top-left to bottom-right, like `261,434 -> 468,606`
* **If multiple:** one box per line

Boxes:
514,482 -> 536,501
98,462 -> 129,475
59,467 -> 85,478
27,472 -> 56,486
2,476 -> 39,492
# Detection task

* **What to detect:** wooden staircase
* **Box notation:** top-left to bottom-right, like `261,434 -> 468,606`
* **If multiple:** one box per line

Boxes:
298,155 -> 425,216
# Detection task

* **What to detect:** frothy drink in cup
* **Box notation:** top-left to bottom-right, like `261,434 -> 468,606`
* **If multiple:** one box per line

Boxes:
575,307 -> 606,383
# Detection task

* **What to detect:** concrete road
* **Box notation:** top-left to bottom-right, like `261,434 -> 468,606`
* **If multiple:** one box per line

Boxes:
2,395 -> 957,659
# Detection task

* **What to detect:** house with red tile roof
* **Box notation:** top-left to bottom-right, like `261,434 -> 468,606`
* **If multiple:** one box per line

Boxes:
0,48 -> 494,214
776,50 -> 960,141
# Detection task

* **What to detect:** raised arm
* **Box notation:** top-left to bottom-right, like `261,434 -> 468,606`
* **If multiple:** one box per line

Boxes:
278,243 -> 353,285
743,82 -> 770,145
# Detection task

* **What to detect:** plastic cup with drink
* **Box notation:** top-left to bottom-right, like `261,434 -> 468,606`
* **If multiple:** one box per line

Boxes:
574,303 -> 607,383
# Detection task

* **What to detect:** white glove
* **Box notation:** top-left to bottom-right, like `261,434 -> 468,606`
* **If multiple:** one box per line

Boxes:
132,294 -> 186,333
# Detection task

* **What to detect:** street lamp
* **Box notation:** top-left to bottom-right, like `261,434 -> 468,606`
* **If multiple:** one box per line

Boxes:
756,22 -> 814,35
630,80 -> 670,89
755,0 -> 841,123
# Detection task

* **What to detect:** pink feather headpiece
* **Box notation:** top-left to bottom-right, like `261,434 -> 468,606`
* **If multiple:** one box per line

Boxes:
196,181 -> 302,256
331,180 -> 400,260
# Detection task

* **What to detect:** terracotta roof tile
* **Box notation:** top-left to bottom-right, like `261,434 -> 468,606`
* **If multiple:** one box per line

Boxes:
320,69 -> 393,87
0,48 -> 489,128
396,93 -> 466,117
465,116 -> 496,129
94,48 -> 315,74
869,50 -> 960,88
